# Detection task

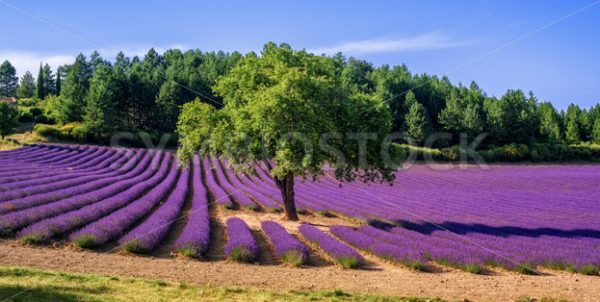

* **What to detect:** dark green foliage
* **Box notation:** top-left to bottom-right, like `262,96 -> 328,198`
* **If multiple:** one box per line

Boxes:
0,60 -> 18,97
59,54 -> 92,123
592,118 -> 600,144
0,102 -> 18,140
405,101 -> 432,145
179,43 -> 395,220
84,64 -> 119,137
16,71 -> 36,99
55,68 -> 62,95
538,102 -> 563,142
5,44 -> 600,151
565,104 -> 581,144
480,144 -> 530,162
36,63 -> 44,99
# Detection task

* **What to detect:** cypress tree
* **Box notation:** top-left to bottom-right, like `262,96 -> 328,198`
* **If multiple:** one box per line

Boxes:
56,69 -> 62,96
36,63 -> 44,99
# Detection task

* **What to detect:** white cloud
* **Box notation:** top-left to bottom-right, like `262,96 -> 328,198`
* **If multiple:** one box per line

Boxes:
308,32 -> 466,55
0,44 -> 187,77
0,51 -> 75,77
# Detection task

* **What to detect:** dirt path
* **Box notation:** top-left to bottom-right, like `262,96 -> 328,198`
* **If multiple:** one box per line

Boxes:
0,241 -> 597,302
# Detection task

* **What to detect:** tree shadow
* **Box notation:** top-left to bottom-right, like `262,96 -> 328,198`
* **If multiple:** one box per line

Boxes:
368,219 -> 600,239
0,284 -> 110,302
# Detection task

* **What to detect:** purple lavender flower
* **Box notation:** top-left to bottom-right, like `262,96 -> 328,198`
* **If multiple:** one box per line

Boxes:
171,155 -> 210,258
299,223 -> 363,268
261,220 -> 307,266
224,217 -> 258,263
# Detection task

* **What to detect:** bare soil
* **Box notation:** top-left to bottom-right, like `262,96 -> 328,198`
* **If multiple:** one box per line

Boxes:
1,207 -> 598,302
1,240 -> 598,302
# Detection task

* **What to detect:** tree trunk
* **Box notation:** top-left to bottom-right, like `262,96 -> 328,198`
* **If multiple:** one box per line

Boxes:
274,172 -> 299,221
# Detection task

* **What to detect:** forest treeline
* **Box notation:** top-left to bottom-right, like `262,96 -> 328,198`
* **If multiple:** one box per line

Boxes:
1,43 -> 599,161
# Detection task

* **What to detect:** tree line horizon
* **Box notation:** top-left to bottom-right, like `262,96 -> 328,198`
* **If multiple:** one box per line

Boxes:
0,42 -> 599,148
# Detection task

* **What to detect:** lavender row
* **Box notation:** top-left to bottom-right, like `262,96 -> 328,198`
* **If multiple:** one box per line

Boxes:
261,221 -> 307,266
171,155 -> 210,257
298,224 -> 363,269
224,217 -> 258,263
330,225 -> 428,271
0,149 -> 132,202
0,147 -> 112,185
0,150 -> 145,215
0,151 -> 155,236
201,157 -> 233,208
210,157 -> 257,210
16,152 -> 170,243
219,159 -> 281,211
70,157 -> 181,248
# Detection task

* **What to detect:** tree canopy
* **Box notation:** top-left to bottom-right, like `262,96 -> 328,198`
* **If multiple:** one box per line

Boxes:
0,60 -> 18,97
0,102 -> 17,140
0,44 -> 598,150
178,43 -> 395,220
16,71 -> 36,99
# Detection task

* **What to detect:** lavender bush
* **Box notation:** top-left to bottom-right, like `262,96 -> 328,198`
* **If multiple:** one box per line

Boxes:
224,217 -> 258,263
261,220 -> 307,266
299,224 -> 363,269
171,155 -> 210,258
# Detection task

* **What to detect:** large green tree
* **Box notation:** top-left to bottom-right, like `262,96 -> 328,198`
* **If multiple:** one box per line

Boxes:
16,71 -> 36,99
564,104 -> 582,143
84,64 -> 118,136
0,102 -> 17,140
537,102 -> 562,142
35,63 -> 44,99
42,63 -> 56,97
484,90 -> 538,145
0,60 -> 18,97
405,100 -> 432,145
59,54 -> 92,123
592,118 -> 600,144
178,43 -> 395,220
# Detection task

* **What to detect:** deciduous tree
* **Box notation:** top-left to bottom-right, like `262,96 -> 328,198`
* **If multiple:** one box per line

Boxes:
178,43 -> 395,220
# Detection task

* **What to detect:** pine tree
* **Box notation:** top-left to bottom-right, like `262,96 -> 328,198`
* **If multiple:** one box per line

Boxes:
565,104 -> 581,143
55,69 -> 62,96
438,91 -> 463,133
59,54 -> 92,123
0,102 -> 17,140
0,60 -> 18,97
462,102 -> 484,137
592,118 -> 600,144
405,101 -> 431,145
84,64 -> 118,137
538,102 -> 562,142
36,63 -> 44,99
42,63 -> 56,97
16,71 -> 36,99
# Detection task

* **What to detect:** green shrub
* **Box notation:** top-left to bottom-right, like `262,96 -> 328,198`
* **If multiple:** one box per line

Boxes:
71,124 -> 90,141
228,247 -> 255,263
72,235 -> 99,249
578,264 -> 599,276
34,124 -> 61,137
398,144 -> 445,161
122,240 -> 148,254
29,107 -> 43,117
480,144 -> 529,162
17,98 -> 38,107
336,256 -> 361,269
17,110 -> 33,123
440,145 -> 461,161
281,250 -> 306,267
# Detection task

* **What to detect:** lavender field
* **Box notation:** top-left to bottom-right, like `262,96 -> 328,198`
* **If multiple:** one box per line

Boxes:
1,144 -> 599,275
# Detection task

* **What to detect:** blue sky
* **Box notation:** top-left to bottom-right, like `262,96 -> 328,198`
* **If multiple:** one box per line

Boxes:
0,0 -> 598,109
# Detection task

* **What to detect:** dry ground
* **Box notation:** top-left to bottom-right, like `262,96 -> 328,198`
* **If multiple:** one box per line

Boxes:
1,206 -> 597,302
